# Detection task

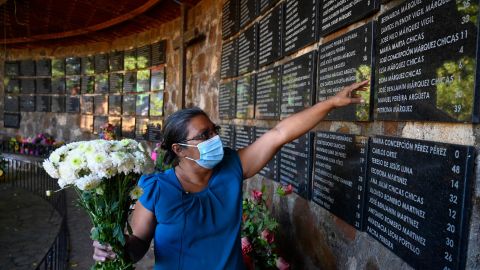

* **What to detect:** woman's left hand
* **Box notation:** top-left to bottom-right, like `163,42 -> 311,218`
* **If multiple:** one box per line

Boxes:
329,80 -> 370,108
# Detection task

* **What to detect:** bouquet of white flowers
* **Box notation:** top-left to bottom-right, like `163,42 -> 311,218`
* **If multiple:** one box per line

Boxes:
43,139 -> 154,270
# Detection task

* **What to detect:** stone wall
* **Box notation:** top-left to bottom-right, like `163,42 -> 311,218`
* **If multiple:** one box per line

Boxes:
1,0 -> 480,269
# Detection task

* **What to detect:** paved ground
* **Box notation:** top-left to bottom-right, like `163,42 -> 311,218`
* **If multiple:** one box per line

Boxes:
0,186 -> 61,270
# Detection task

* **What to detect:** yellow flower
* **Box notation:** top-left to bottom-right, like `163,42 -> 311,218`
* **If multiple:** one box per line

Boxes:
0,169 -> 3,177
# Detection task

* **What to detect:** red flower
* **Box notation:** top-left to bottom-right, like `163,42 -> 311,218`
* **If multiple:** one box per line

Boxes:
242,253 -> 254,270
241,237 -> 252,255
252,190 -> 263,203
261,229 -> 275,244
276,257 -> 290,270
283,184 -> 293,195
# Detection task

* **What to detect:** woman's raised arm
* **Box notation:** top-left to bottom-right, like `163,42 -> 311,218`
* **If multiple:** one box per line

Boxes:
238,80 -> 369,179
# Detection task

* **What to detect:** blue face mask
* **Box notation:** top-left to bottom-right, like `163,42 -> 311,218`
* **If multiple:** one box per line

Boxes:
179,135 -> 224,169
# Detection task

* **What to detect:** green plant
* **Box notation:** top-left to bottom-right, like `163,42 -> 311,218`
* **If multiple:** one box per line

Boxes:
241,185 -> 292,270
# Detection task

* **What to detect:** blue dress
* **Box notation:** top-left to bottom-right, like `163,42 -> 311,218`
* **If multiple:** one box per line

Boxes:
138,148 -> 246,270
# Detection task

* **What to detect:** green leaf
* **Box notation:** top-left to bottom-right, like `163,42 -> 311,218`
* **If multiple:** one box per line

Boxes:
114,224 -> 126,246
91,227 -> 100,240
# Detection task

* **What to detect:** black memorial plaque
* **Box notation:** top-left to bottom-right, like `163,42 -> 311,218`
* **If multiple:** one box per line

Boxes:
5,61 -> 19,77
109,51 -> 124,72
20,60 -> 36,76
52,58 -> 65,77
234,125 -> 255,150
81,56 -> 95,75
135,118 -> 149,140
279,132 -> 313,199
51,96 -> 66,113
320,0 -> 380,37
256,65 -> 281,119
36,59 -> 52,76
94,116 -> 108,134
150,92 -> 164,117
122,95 -> 136,116
36,96 -> 51,112
51,77 -> 66,94
219,81 -> 236,119
20,79 -> 36,94
239,0 -> 257,28
4,96 -> 19,112
219,124 -> 235,149
109,95 -> 122,115
221,39 -> 238,78
365,135 -> 474,270
312,131 -> 368,230
124,72 -> 137,93
20,96 -> 36,112
151,40 -> 167,66
66,57 -> 81,75
6,79 -> 20,93
94,54 -> 109,74
95,74 -> 109,93
82,76 -> 95,94
281,51 -> 316,118
258,4 -> 283,67
259,0 -> 279,14
283,0 -> 318,55
222,0 -> 239,39
122,116 -> 136,138
255,127 -> 279,181
137,45 -> 151,69
147,124 -> 163,142
122,117 -> 135,139
238,24 -> 258,75
94,95 -> 108,115
124,49 -> 137,71
151,68 -> 165,91
375,0 -> 480,122
36,78 -> 51,94
67,76 -> 81,95
317,22 -> 375,121
109,73 -> 123,93
82,96 -> 94,114
136,70 -> 151,92
66,96 -> 80,113
136,94 -> 149,116
236,75 -> 255,119
4,113 -> 20,128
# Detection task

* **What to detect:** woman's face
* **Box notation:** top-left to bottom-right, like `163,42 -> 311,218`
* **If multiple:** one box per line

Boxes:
178,114 -> 217,161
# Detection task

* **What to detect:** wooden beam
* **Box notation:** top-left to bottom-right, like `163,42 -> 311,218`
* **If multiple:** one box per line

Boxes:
0,0 -> 161,44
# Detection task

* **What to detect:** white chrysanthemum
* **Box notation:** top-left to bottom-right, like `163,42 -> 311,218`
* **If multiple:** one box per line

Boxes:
49,152 -> 61,164
65,152 -> 86,171
58,161 -> 77,185
129,186 -> 144,200
43,159 -> 60,179
117,153 -> 136,175
86,151 -> 112,172
75,175 -> 102,191
58,178 -> 69,188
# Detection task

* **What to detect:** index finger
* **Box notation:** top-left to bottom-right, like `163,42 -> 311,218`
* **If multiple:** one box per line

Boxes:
345,80 -> 370,92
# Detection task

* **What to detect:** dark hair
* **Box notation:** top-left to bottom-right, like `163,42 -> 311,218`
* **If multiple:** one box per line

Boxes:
161,107 -> 209,165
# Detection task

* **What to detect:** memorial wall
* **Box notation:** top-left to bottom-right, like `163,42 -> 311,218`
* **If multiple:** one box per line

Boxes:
219,0 -> 480,269
3,41 -> 167,142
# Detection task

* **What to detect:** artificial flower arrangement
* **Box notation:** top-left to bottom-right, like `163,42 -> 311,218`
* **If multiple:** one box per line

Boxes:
8,133 -> 62,156
43,139 -> 154,270
99,123 -> 119,141
242,184 -> 293,270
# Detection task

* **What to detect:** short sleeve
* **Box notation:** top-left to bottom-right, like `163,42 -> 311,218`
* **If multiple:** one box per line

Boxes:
138,173 -> 160,213
223,147 -> 243,180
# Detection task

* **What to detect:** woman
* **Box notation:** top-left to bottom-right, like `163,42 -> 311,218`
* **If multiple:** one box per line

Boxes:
93,80 -> 369,269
